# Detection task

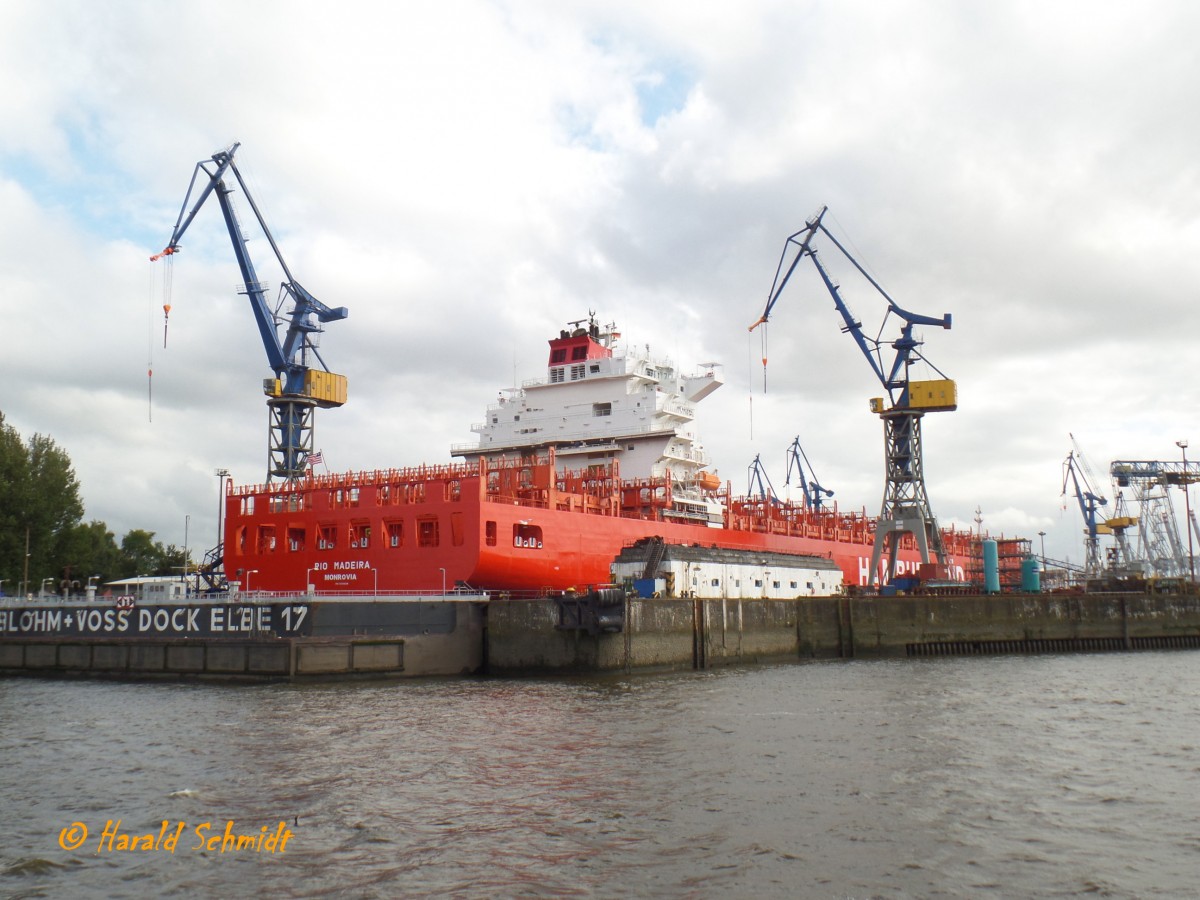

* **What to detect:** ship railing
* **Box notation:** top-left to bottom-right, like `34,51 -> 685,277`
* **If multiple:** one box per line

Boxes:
230,461 -> 483,496
0,590 -> 491,606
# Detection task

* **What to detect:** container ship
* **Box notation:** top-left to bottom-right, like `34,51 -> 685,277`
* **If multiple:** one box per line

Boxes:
222,315 -> 978,595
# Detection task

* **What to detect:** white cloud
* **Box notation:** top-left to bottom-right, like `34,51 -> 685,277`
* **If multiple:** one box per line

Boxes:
2,0 -> 1199,568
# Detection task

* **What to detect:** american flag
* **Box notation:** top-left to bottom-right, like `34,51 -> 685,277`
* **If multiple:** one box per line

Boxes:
307,450 -> 324,467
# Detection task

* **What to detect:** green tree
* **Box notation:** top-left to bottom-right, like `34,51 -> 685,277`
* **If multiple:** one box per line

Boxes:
61,520 -> 123,588
0,412 -> 84,593
0,412 -> 28,592
118,529 -> 163,580
114,531 -> 191,580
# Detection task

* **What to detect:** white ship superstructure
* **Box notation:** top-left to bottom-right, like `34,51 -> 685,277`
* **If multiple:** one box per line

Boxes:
453,316 -> 724,512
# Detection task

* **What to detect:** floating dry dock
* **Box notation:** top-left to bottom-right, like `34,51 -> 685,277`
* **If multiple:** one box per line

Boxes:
2,588 -> 1200,681
0,594 -> 485,681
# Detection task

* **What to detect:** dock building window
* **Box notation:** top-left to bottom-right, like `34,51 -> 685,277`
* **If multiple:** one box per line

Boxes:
570,364 -> 586,380
319,524 -> 337,550
485,521 -> 497,546
593,402 -> 612,417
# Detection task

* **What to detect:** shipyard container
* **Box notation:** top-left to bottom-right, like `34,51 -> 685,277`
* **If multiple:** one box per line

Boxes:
906,379 -> 958,411
304,370 -> 349,406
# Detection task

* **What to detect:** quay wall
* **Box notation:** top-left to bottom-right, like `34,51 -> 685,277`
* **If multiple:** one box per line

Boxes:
484,592 -> 1200,674
4,592 -> 1199,680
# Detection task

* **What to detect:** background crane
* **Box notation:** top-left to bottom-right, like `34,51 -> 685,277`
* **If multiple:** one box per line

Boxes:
1061,441 -> 1108,577
747,454 -> 778,502
1110,458 -> 1200,578
784,435 -> 833,510
152,142 -> 348,483
750,206 -> 956,585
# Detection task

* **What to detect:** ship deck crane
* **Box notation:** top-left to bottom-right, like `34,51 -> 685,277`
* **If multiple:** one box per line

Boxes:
750,206 -> 955,585
151,142 -> 348,483
785,436 -> 833,510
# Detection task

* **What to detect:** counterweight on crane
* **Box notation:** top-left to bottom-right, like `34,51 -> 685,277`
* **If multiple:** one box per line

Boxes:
750,206 -> 955,585
151,143 -> 348,483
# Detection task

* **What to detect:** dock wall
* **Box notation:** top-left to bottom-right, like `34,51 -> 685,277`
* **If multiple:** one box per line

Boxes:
484,592 -> 1200,674
4,592 -> 1199,680
0,598 -> 485,681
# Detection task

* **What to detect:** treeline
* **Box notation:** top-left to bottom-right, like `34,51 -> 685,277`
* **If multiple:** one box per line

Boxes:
0,412 -> 190,596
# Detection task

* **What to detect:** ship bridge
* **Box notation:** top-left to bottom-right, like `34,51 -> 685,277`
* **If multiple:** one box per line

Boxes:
452,317 -> 723,483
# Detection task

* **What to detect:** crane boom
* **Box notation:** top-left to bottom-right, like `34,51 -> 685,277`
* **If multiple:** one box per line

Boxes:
152,143 -> 349,482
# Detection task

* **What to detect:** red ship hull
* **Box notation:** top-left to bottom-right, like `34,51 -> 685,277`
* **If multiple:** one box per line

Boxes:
223,455 -> 974,594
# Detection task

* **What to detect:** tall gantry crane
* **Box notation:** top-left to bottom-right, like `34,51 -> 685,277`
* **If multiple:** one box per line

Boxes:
152,142 -> 348,483
1110,459 -> 1200,577
750,206 -> 955,585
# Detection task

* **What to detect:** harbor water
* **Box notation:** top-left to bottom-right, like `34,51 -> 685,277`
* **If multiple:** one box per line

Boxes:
2,652 -> 1198,898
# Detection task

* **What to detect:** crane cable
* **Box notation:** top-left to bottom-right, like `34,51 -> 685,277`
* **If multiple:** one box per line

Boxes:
147,260 -> 155,422
147,254 -> 175,422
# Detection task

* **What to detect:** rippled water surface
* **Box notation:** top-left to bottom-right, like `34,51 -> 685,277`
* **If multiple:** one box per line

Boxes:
2,653 -> 1199,898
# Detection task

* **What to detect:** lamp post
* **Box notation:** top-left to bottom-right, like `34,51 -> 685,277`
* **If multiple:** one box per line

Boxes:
1038,530 -> 1046,563
22,526 -> 30,598
183,514 -> 190,581
1178,440 -> 1194,583
86,574 -> 101,602
214,468 -> 230,549
39,577 -> 53,598
245,569 -> 259,595
439,567 -> 446,601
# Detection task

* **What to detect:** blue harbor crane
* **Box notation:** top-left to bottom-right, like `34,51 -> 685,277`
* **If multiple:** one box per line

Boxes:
747,454 -> 778,502
152,142 -> 348,483
750,206 -> 956,585
1062,436 -> 1109,576
785,436 -> 834,510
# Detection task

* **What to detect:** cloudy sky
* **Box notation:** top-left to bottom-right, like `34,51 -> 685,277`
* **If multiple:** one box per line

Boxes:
3,0 -> 1198,566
